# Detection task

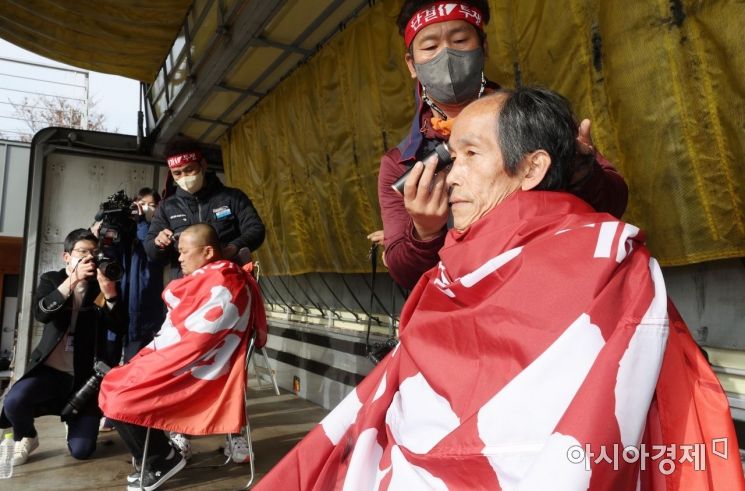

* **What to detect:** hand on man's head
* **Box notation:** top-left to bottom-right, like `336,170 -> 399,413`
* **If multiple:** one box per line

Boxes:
571,119 -> 598,187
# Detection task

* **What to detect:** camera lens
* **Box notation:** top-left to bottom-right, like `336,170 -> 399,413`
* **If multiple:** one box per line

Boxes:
99,260 -> 123,281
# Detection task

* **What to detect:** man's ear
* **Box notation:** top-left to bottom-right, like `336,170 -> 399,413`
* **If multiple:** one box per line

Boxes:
204,245 -> 216,261
520,150 -> 551,191
62,251 -> 71,264
404,51 -> 417,79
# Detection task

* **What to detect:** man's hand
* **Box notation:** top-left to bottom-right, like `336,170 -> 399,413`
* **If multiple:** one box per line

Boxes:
222,244 -> 238,259
571,118 -> 597,187
403,156 -> 449,241
154,228 -> 175,249
96,268 -> 118,300
367,230 -> 385,247
71,256 -> 97,285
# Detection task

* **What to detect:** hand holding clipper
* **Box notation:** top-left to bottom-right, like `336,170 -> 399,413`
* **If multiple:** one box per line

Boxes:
391,142 -> 452,195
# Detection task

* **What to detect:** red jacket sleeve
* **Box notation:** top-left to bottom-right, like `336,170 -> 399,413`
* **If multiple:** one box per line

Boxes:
570,152 -> 628,219
378,149 -> 445,290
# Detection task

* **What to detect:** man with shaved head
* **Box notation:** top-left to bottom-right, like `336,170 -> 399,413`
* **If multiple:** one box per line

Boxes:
177,223 -> 222,275
256,87 -> 741,490
100,223 -> 268,491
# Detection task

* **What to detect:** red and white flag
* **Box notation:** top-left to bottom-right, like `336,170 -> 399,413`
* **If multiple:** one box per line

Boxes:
256,192 -> 743,490
99,260 -> 267,435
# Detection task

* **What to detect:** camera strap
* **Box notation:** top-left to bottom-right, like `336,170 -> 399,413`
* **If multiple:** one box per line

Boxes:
365,243 -> 378,362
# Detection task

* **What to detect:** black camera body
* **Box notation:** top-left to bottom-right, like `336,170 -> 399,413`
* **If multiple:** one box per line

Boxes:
60,361 -> 111,421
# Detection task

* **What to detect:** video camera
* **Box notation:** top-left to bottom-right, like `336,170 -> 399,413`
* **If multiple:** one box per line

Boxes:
94,190 -> 137,280
60,361 -> 111,421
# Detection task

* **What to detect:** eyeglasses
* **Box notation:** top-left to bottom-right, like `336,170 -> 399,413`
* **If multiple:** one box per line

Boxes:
72,248 -> 99,256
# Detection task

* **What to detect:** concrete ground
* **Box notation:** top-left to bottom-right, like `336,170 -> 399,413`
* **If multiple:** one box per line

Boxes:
3,386 -> 328,490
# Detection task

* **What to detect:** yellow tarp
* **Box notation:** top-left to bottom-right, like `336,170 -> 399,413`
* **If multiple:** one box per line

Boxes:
222,0 -> 745,276
0,0 -> 191,82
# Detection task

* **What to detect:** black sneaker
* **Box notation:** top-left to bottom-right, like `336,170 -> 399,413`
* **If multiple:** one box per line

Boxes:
126,450 -> 186,491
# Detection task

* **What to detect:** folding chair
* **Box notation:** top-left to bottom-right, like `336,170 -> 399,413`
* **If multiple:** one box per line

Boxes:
251,345 -> 280,396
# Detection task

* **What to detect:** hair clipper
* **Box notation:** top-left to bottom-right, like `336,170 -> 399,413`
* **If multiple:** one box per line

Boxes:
391,142 -> 452,195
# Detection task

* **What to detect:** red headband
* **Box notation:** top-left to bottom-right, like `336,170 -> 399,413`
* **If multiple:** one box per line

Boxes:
404,2 -> 484,48
166,151 -> 203,169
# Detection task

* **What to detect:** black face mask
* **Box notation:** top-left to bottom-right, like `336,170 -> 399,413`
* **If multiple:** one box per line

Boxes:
414,47 -> 485,105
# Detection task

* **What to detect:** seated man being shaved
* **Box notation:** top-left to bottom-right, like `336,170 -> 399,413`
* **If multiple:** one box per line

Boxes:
255,88 -> 743,490
100,223 -> 266,491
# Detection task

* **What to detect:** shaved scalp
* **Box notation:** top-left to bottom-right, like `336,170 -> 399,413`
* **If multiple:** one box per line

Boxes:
182,223 -> 221,251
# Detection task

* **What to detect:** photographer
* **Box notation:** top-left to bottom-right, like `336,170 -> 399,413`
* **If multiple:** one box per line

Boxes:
0,229 -> 126,465
144,137 -> 265,272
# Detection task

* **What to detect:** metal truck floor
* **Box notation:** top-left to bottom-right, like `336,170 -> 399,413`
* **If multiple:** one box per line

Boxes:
3,387 -> 328,490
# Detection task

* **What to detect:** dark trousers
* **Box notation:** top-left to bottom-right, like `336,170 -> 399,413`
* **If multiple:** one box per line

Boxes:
122,333 -> 155,363
2,364 -> 100,459
112,419 -> 173,464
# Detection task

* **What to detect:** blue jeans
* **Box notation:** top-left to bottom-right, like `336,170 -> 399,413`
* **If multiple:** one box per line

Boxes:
2,364 -> 100,459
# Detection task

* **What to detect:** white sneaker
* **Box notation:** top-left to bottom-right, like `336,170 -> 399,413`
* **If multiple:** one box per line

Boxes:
169,433 -> 192,461
224,434 -> 251,464
12,436 -> 39,466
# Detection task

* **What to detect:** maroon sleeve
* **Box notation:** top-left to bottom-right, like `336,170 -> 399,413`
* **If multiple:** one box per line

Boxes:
378,149 -> 445,290
570,152 -> 628,219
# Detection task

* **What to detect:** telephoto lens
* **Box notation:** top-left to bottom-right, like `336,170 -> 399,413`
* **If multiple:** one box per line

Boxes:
60,374 -> 103,420
60,362 -> 111,420
391,142 -> 452,195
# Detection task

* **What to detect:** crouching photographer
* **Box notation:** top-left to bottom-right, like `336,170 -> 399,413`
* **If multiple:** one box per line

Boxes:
0,229 -> 126,466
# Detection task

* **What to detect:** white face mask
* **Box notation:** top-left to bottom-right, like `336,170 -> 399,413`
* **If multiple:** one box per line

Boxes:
176,172 -> 205,194
66,257 -> 90,291
66,256 -> 82,276
142,204 -> 156,222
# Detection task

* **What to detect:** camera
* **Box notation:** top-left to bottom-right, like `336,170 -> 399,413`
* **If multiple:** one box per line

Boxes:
391,142 -> 452,195
366,338 -> 399,365
92,252 -> 123,281
60,361 -> 111,421
94,190 -> 137,281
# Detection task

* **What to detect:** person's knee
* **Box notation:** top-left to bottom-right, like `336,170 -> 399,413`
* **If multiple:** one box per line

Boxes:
68,438 -> 97,460
2,385 -> 26,416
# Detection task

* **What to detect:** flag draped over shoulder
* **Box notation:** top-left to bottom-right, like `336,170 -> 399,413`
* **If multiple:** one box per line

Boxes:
256,191 -> 743,490
99,260 -> 267,435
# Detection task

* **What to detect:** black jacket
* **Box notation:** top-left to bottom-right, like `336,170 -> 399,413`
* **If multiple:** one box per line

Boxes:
144,172 -> 265,264
0,269 -> 126,424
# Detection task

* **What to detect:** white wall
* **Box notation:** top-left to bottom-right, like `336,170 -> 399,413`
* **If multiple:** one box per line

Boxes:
0,140 -> 31,237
